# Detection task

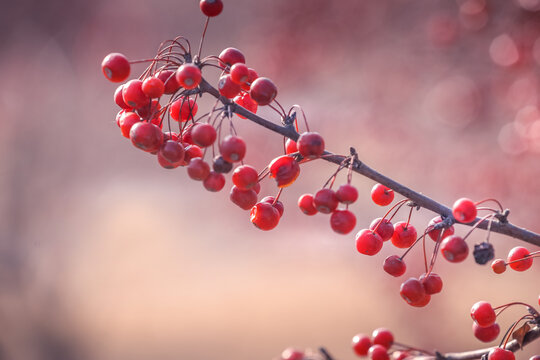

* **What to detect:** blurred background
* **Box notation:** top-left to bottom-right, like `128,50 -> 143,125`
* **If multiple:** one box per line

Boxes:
0,0 -> 539,359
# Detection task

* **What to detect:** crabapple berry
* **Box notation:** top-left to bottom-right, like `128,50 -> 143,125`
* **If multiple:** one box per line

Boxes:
219,47 -> 245,69
219,135 -> 246,163
114,85 -> 130,109
142,77 -> 165,98
383,255 -> 406,277
200,0 -> 223,17
187,158 -> 210,181
336,184 -> 358,204
369,218 -> 394,242
157,70 -> 181,94
400,277 -> 426,305
170,97 -> 198,122
491,259 -> 507,274
313,189 -> 339,214
230,186 -> 258,210
427,216 -> 455,241
368,344 -> 389,360
473,322 -> 500,343
409,292 -> 431,307
182,144 -> 204,165
419,273 -> 443,294
268,155 -> 300,188
372,328 -> 393,349
488,348 -> 515,360
191,123 -> 217,147
281,348 -> 304,360
233,92 -> 258,119
175,63 -> 202,90
218,74 -> 241,98
470,301 -> 496,327
441,235 -> 469,263
352,334 -> 372,356
129,121 -> 163,152
330,209 -> 357,234
159,140 -> 185,165
203,171 -> 226,192
102,53 -> 130,82
232,165 -> 259,190
261,196 -> 284,217
507,246 -> 533,271
391,222 -> 417,248
250,77 -> 277,105
212,155 -> 233,174
122,79 -> 150,109
297,132 -> 325,159
241,68 -> 259,91
250,202 -> 280,230
355,229 -> 383,256
371,184 -> 394,206
230,63 -> 249,85
452,198 -> 477,223
298,194 -> 318,215
118,112 -> 141,138
285,138 -> 298,154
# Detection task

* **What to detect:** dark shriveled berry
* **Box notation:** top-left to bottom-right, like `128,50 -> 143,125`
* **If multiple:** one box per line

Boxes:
213,155 -> 233,173
473,242 -> 495,265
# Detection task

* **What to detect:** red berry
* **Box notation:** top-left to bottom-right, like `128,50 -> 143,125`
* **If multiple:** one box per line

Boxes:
452,198 -> 477,223
471,301 -> 497,327
159,140 -> 184,165
163,132 -> 179,142
473,322 -> 500,343
122,79 -> 150,109
491,259 -> 507,274
368,344 -> 389,360
369,218 -> 394,242
203,171 -> 226,192
419,272 -> 443,294
157,152 -> 180,169
261,196 -> 284,217
427,216 -> 455,241
102,53 -> 130,82
409,292 -> 431,307
391,222 -> 417,248
230,186 -> 258,210
393,351 -> 411,360
234,92 -> 258,119
142,77 -> 165,98
250,77 -> 278,105
157,70 -> 181,94
170,97 -> 198,122
488,348 -> 515,360
285,138 -> 298,154
136,99 -> 161,121
114,85 -> 130,109
355,229 -> 383,256
129,122 -> 163,152
372,328 -> 393,349
298,194 -> 318,215
250,202 -> 280,230
200,0 -> 223,17
187,158 -> 210,181
441,235 -> 469,262
232,165 -> 259,190
297,132 -> 325,159
219,47 -> 246,69
336,184 -> 358,204
241,68 -> 259,91
400,278 -> 426,305
212,155 -> 233,173
191,123 -> 217,147
220,135 -> 247,163
119,112 -> 141,138
371,184 -> 394,206
507,246 -> 533,271
281,348 -> 304,360
230,63 -> 249,85
313,189 -> 339,214
176,63 -> 202,90
182,144 -> 204,165
383,255 -> 406,277
268,155 -> 300,188
352,334 -> 372,357
218,74 -> 242,98
330,209 -> 357,234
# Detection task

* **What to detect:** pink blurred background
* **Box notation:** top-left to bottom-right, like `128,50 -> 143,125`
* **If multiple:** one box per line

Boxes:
0,0 -> 539,359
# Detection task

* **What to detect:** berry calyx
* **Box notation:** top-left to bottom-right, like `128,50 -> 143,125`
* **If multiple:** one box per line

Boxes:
298,194 -> 318,215
391,222 -> 417,248
336,184 -> 358,204
507,246 -> 533,271
355,229 -> 383,256
383,255 -> 407,277
176,63 -> 202,90
268,155 -> 300,188
452,197 -> 477,223
200,0 -> 223,17
371,184 -> 394,206
250,77 -> 278,105
441,235 -> 469,263
470,301 -> 496,327
352,334 -> 372,357
220,135 -> 247,163
102,53 -> 130,82
330,209 -> 357,234
473,322 -> 500,343
297,132 -> 325,159
250,202 -> 280,230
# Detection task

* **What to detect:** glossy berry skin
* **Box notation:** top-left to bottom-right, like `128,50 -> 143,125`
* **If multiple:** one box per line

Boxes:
427,216 -> 455,241
491,259 -> 507,274
241,68 -> 259,91
102,53 -> 130,82
159,140 -> 184,165
187,158 -> 210,181
123,80 -> 150,109
507,246 -> 533,271
281,348 -> 304,360
136,99 -> 161,121
371,184 -> 394,206
372,328 -> 393,349
218,74 -> 242,98
409,293 -> 431,307
230,63 -> 249,85
391,222 -> 417,248
191,123 -> 217,147
441,235 -> 469,263
212,155 -> 233,174
219,47 -> 245,69
176,63 -> 202,90
234,92 -> 258,119
232,165 -> 259,190
114,85 -> 130,109
400,278 -> 426,305
230,186 -> 258,210
250,77 -> 277,106
297,132 -> 325,159
170,97 -> 198,122
268,155 -> 300,188
200,0 -> 223,17
285,138 -> 298,154
157,70 -> 181,94
369,218 -> 394,242
336,184 -> 358,204
313,189 -> 339,214
470,301 -> 496,327
182,144 -> 204,165
452,197 -> 477,223
352,334 -> 372,357
203,171 -> 226,192
419,273 -> 443,294
142,77 -> 164,98
129,122 -> 163,152
473,322 -> 500,343
330,210 -> 356,234
383,255 -> 406,277
355,229 -> 383,256
119,112 -> 141,138
250,202 -> 280,230
488,348 -> 515,360
220,135 -> 246,163
298,194 -> 318,215
261,196 -> 284,217
368,344 -> 389,360
157,152 -> 179,169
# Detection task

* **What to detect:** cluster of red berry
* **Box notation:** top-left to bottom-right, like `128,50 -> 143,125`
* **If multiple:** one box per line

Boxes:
351,328 -> 429,360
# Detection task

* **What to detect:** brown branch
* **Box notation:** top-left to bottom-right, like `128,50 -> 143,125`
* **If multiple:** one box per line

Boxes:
199,79 -> 540,248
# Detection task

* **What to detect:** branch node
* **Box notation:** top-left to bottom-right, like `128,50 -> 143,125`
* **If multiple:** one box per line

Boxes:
494,209 -> 510,224
283,112 -> 296,126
